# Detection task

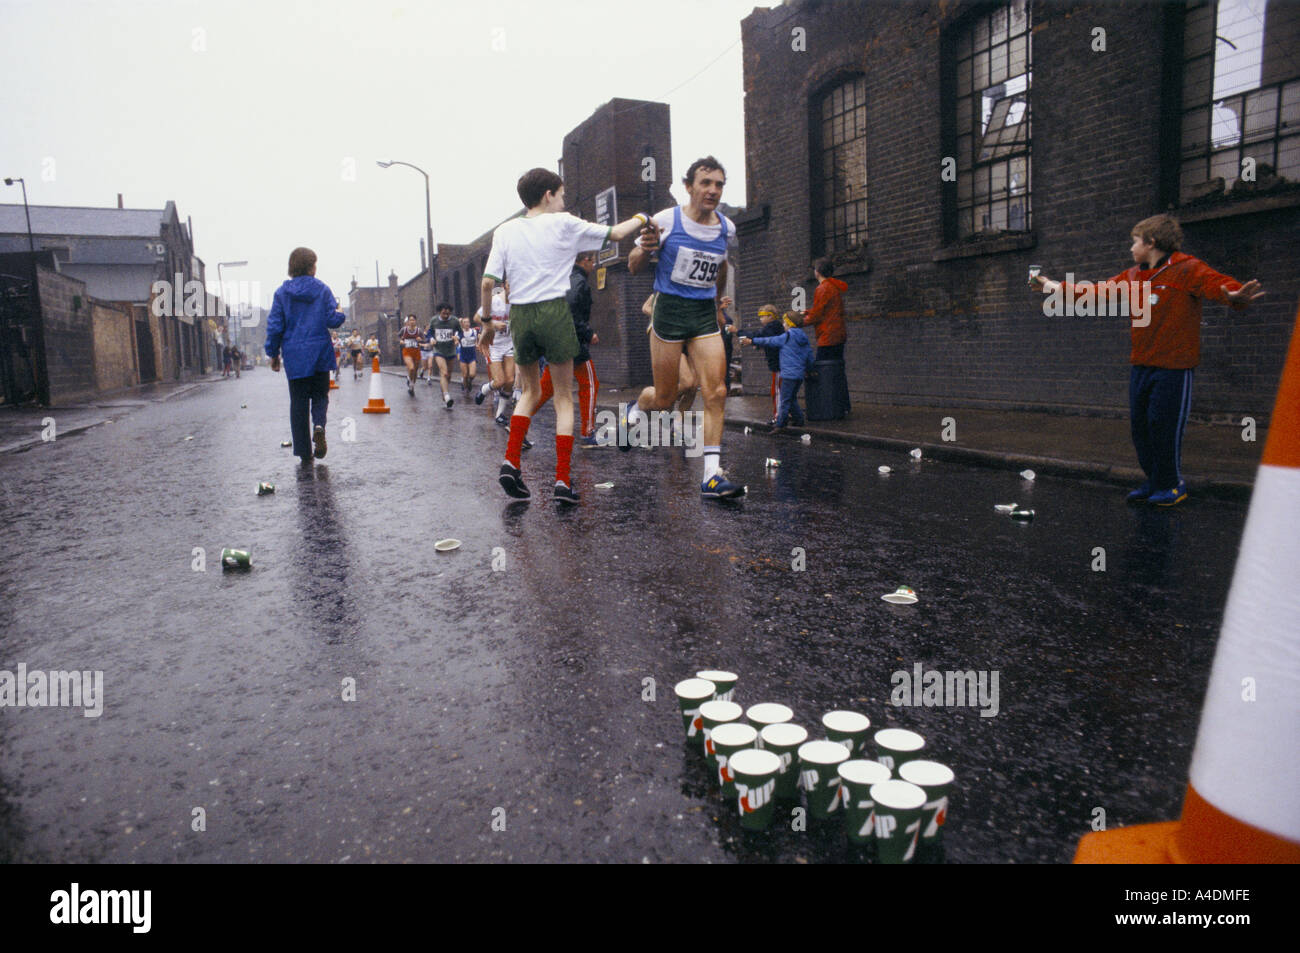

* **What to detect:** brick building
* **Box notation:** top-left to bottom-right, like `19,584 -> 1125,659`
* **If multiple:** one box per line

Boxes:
735,0 -> 1300,420
348,272 -> 400,360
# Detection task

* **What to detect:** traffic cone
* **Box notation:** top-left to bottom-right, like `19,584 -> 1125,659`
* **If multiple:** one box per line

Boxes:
1075,304 -> 1300,864
329,368 -> 339,390
362,354 -> 390,414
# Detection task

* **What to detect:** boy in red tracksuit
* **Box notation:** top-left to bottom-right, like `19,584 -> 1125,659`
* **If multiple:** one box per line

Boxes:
1033,214 -> 1265,505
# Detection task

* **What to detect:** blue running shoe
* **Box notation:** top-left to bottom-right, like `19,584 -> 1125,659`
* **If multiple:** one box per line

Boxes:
1126,482 -> 1152,503
578,434 -> 600,448
1148,482 -> 1188,506
701,469 -> 746,499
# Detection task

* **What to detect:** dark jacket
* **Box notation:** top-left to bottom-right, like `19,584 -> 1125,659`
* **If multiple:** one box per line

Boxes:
740,320 -> 785,373
264,276 -> 345,379
566,265 -> 594,363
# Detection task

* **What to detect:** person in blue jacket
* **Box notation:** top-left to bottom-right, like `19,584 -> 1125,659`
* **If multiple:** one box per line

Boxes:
265,247 -> 346,465
740,313 -> 815,432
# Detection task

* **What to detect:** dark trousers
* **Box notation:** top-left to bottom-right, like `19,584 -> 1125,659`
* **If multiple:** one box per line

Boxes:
289,371 -> 331,458
816,343 -> 844,361
777,376 -> 806,426
1130,365 -> 1193,491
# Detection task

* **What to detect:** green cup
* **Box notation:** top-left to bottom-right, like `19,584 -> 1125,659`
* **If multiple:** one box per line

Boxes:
696,669 -> 738,702
711,722 -> 758,798
873,727 -> 925,772
797,739 -> 850,819
837,759 -> 893,845
699,700 -> 744,769
759,722 -> 808,801
729,748 -> 783,831
221,547 -> 251,570
898,760 -> 955,842
674,678 -> 716,749
746,702 -> 794,740
869,779 -> 927,863
822,710 -> 871,756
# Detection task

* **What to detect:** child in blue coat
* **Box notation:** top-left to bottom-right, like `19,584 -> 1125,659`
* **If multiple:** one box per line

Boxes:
265,247 -> 346,464
741,314 -> 815,430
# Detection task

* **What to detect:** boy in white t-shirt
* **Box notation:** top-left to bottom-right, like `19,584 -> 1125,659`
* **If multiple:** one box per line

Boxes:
481,167 -> 649,505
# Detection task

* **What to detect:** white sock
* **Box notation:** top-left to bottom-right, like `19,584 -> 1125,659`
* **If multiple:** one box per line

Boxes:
480,381 -> 492,396
703,448 -> 721,481
512,389 -> 521,403
495,395 -> 506,417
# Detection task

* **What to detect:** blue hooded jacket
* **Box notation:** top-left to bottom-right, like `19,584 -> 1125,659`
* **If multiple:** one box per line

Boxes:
750,324 -> 816,380
264,275 -> 345,379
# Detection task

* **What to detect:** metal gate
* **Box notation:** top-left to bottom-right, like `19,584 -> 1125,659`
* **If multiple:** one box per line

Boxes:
0,271 -> 38,405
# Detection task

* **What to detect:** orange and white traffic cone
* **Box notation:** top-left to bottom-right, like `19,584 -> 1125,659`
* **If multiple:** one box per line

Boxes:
1075,304 -> 1300,864
329,368 -> 339,390
362,354 -> 390,414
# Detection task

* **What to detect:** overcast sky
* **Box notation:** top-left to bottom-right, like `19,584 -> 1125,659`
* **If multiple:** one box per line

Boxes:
1,0 -> 770,310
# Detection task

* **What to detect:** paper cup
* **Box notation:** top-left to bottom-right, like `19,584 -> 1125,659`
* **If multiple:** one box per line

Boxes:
760,722 -> 809,801
674,678 -> 716,749
699,700 -> 744,768
909,448 -> 922,459
696,669 -> 738,702
221,547 -> 251,571
837,759 -> 893,845
881,586 -> 918,605
822,710 -> 871,756
869,779 -> 927,863
730,748 -> 782,831
711,722 -> 759,797
878,465 -> 891,474
746,703 -> 794,741
898,760 -> 955,842
800,434 -> 811,445
994,502 -> 1017,513
434,538 -> 461,552
873,728 -> 926,771
797,739 -> 850,818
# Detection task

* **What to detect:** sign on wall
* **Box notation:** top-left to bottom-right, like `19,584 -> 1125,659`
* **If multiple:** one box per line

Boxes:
595,186 -> 618,265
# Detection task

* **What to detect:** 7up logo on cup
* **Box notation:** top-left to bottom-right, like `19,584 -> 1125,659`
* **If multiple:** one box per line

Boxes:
674,678 -> 716,749
869,779 -> 927,864
729,748 -> 782,832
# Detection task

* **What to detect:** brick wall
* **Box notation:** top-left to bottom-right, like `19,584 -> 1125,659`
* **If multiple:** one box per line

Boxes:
92,300 -> 137,392
37,268 -> 96,403
737,0 -> 1300,419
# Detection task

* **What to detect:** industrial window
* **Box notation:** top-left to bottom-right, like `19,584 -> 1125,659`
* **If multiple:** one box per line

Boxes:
1179,0 -> 1300,201
812,75 -> 868,255
952,0 -> 1033,238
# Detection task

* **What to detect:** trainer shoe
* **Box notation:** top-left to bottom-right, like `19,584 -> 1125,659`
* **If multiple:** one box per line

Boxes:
1148,482 -> 1188,507
407,380 -> 415,396
578,434 -> 600,448
475,388 -> 487,406
619,406 -> 639,452
444,395 -> 454,410
1126,481 -> 1152,503
498,463 -> 530,499
522,437 -> 532,451
495,414 -> 509,428
701,469 -> 745,499
313,425 -> 327,459
553,481 -> 580,506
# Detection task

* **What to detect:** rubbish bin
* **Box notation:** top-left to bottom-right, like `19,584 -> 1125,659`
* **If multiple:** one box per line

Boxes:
806,359 -> 850,421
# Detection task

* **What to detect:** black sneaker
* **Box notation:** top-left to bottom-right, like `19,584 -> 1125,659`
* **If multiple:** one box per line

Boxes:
444,395 -> 454,410
498,462 -> 530,499
522,437 -> 533,451
475,387 -> 487,406
554,481 -> 580,506
495,414 -> 509,428
313,425 -> 327,459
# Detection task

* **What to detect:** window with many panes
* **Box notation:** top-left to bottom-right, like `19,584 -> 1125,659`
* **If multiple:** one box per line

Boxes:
1180,0 -> 1300,201
952,0 -> 1032,238
813,75 -> 868,255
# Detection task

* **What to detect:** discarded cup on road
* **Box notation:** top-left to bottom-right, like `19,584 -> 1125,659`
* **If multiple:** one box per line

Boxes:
801,434 -> 811,445
256,482 -> 275,496
183,435 -> 194,441
873,727 -> 926,772
881,586 -> 918,605
1010,508 -> 1035,522
240,402 -> 247,409
434,538 -> 461,552
674,677 -> 717,749
910,448 -> 922,460
837,759 -> 893,845
797,739 -> 851,818
878,465 -> 891,474
869,779 -> 928,863
822,710 -> 872,756
711,722 -> 759,797
764,457 -> 781,468
743,426 -> 752,435
730,748 -> 783,831
699,699 -> 744,769
746,702 -> 794,740
594,482 -> 614,490
696,669 -> 738,702
280,440 -> 292,448
760,722 -> 808,801
1020,469 -> 1036,481
221,547 -> 251,571
898,759 -> 955,843
994,503 -> 1017,513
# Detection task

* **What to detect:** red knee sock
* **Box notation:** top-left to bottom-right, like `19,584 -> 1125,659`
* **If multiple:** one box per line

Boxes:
505,414 -> 532,468
555,434 -> 574,486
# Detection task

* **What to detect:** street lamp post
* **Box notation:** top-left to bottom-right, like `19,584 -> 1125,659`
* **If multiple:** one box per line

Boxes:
377,159 -> 437,319
217,260 -> 247,369
4,175 -> 50,405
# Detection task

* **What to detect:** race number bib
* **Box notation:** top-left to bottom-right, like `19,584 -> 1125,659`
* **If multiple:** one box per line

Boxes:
670,248 -> 724,288
436,328 -> 456,343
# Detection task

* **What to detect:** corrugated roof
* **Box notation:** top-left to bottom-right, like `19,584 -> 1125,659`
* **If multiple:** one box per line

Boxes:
0,204 -> 166,238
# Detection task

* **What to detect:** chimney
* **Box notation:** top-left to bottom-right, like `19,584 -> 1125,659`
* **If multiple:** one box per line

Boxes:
117,193 -> 123,209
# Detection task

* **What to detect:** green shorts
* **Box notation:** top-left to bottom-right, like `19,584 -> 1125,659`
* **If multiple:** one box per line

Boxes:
652,293 -> 720,343
508,297 -> 580,366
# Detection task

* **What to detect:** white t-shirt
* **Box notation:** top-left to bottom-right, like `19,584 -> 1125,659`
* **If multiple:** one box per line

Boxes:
484,213 -> 610,304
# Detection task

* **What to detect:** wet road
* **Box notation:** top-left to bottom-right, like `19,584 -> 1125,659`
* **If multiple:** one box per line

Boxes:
0,368 -> 1250,862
